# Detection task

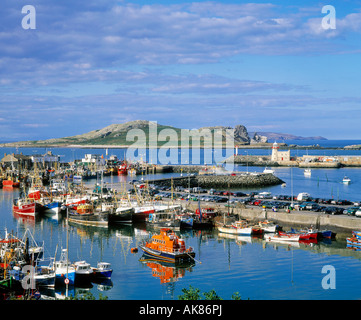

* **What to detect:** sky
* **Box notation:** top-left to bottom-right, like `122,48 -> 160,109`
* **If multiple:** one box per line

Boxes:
1,0 -> 361,141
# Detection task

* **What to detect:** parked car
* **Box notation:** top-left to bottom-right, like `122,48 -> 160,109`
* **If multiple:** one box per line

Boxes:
343,207 -> 359,216
232,191 -> 247,197
323,206 -> 343,215
355,208 -> 361,218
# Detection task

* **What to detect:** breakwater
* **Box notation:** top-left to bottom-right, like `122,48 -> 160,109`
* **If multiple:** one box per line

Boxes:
228,155 -> 355,168
149,172 -> 284,188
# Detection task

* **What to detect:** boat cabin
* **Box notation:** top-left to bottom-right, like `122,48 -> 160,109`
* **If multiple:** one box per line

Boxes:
147,228 -> 186,253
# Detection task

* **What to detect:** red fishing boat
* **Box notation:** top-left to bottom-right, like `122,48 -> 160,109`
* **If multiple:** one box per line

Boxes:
12,198 -> 41,217
118,161 -> 128,175
279,228 -> 318,241
3,178 -> 20,188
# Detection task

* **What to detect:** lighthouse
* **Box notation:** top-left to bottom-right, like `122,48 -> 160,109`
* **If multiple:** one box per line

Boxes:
271,141 -> 279,162
271,141 -> 290,163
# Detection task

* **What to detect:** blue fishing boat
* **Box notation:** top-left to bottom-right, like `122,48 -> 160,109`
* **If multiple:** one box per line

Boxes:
346,231 -> 361,249
179,215 -> 194,229
91,262 -> 113,279
54,249 -> 76,285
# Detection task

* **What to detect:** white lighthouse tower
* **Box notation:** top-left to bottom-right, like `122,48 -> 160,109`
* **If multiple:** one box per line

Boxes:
271,141 -> 279,162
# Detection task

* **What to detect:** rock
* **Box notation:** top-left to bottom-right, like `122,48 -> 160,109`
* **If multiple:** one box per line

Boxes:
234,125 -> 250,145
250,132 -> 268,144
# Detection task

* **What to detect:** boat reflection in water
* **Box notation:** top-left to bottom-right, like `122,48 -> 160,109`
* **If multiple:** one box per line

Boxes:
139,256 -> 195,284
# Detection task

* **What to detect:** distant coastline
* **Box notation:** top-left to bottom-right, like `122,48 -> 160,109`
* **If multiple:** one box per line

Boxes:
1,142 -> 360,150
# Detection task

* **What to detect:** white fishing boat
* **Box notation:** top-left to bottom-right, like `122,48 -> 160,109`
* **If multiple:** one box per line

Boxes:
343,176 -> 351,184
217,221 -> 252,236
258,220 -> 278,233
73,260 -> 93,282
304,169 -> 312,177
263,167 -> 275,174
266,234 -> 300,242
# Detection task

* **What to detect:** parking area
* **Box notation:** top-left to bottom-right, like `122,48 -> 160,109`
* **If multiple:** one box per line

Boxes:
133,183 -> 361,217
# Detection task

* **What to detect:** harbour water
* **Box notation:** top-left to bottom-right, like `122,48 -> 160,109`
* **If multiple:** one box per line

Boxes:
2,140 -> 361,300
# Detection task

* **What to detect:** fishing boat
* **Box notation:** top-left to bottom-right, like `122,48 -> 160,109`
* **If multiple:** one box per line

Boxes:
263,167 -> 275,174
91,262 -> 113,279
178,214 -> 194,229
266,233 -> 300,242
33,266 -> 57,287
343,176 -> 351,184
68,203 -> 109,227
346,235 -> 361,247
132,205 -> 155,222
279,228 -> 318,241
146,211 -> 181,230
217,220 -> 253,236
2,177 -> 20,188
8,265 -> 56,288
318,230 -> 336,239
139,228 -> 195,263
12,198 -> 40,217
118,161 -> 129,175
42,200 -> 63,217
73,260 -> 93,283
54,249 -> 76,285
258,220 -> 278,233
304,169 -> 312,177
108,206 -> 134,224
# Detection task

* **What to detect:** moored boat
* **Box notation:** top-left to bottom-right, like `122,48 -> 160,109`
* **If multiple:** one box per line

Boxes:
139,228 -> 195,263
132,205 -> 155,222
108,206 -> 134,224
12,198 -> 41,217
217,221 -> 253,236
54,249 -> 76,285
343,176 -> 351,184
318,230 -> 336,239
346,235 -> 361,247
73,260 -> 93,283
146,211 -> 181,230
68,203 -> 109,227
91,262 -> 113,279
279,228 -> 318,241
266,233 -> 300,242
258,220 -> 278,233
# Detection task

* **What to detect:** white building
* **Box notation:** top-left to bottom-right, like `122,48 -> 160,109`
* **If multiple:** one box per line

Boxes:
81,154 -> 106,167
271,141 -> 290,162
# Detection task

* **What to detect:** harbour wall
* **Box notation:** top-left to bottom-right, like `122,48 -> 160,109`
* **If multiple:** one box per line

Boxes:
229,155 -> 361,168
149,172 -> 284,188
183,202 -> 359,236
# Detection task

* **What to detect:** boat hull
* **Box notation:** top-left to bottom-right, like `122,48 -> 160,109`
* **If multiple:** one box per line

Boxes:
109,207 -> 134,224
92,269 -> 113,279
218,226 -> 252,236
132,206 -> 155,222
68,212 -> 109,227
267,235 -> 300,242
139,245 -> 195,263
12,201 -> 40,217
55,270 -> 76,285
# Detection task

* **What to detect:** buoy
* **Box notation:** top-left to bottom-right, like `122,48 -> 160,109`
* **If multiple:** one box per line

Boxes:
131,247 -> 138,253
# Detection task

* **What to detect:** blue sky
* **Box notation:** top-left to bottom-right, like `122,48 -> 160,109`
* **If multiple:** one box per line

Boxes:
1,0 -> 361,141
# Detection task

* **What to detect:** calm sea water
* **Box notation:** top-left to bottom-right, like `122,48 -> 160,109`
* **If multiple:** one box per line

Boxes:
2,141 -> 361,300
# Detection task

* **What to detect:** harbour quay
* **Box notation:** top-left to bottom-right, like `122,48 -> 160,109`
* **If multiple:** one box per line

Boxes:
175,200 -> 360,237
228,141 -> 361,168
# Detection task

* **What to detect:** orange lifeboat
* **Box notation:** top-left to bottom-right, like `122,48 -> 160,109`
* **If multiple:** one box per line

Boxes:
139,228 -> 195,263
